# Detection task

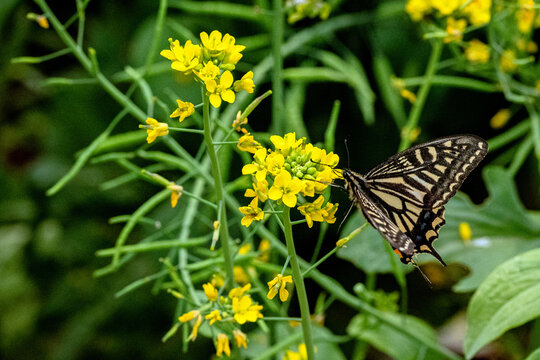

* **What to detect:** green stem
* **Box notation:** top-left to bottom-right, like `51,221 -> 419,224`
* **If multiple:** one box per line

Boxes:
202,91 -> 235,287
399,39 -> 443,151
281,207 -> 315,360
271,0 -> 284,133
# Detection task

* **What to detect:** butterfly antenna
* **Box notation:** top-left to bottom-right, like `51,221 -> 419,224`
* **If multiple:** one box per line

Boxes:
344,138 -> 351,169
412,260 -> 432,288
337,202 -> 356,233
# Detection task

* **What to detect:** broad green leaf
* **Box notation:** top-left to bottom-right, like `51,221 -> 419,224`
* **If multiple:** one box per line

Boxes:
525,348 -> 540,360
347,311 -> 443,360
337,166 -> 540,288
464,248 -> 540,359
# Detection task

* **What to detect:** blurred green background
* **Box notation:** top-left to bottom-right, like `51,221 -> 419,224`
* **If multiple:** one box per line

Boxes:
1,0 -> 539,359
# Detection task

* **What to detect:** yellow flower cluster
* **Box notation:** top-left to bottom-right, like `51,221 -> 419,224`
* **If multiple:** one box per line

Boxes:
178,282 -> 262,356
239,132 -> 340,228
161,30 -> 255,108
406,0 -> 491,26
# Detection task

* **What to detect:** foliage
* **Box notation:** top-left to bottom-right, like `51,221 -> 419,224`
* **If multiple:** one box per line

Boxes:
1,0 -> 540,359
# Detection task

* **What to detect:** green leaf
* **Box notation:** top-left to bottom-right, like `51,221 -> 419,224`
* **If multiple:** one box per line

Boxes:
347,311 -> 443,360
464,248 -> 540,359
525,348 -> 540,360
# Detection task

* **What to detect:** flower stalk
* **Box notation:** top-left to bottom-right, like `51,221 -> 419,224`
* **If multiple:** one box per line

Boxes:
202,90 -> 235,286
280,206 -> 315,360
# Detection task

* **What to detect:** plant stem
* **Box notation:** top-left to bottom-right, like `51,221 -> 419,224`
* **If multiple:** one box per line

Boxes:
202,91 -> 235,286
281,206 -> 315,360
399,38 -> 443,151
271,0 -> 284,134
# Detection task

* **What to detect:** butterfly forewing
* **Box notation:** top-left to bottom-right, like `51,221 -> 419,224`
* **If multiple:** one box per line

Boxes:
343,135 -> 488,265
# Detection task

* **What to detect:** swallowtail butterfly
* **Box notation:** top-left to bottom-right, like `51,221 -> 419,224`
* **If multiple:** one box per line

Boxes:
342,135 -> 488,265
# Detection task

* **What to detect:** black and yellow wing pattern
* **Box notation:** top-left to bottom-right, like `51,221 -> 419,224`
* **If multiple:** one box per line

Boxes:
343,135 -> 488,265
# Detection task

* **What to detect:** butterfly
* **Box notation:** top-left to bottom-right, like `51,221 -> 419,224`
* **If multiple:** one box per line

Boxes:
342,135 -> 488,266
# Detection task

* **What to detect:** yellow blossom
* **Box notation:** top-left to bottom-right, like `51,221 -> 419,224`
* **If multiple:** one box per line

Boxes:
232,111 -> 248,132
432,0 -> 462,15
267,274 -> 293,302
142,117 -> 168,143
490,109 -> 511,129
239,243 -> 251,254
169,99 -> 195,122
297,196 -> 326,228
405,0 -> 431,21
283,343 -> 308,360
463,0 -> 491,26
203,282 -> 218,301
229,283 -> 252,299
200,30 -> 230,57
234,266 -> 250,284
517,0 -> 535,34
500,50 -> 517,72
36,15 -> 49,28
195,61 -> 220,82
517,39 -> 538,53
178,310 -> 202,341
322,202 -> 338,225
444,17 -> 467,43
233,329 -> 248,348
459,222 -> 472,241
465,39 -> 490,63
232,295 -> 263,324
244,171 -> 269,203
242,148 -> 268,176
268,170 -> 304,208
216,333 -> 231,357
167,183 -> 183,208
205,309 -> 222,325
239,198 -> 264,227
270,133 -> 303,155
212,273 -> 225,288
233,71 -> 255,93
258,239 -> 271,262
265,152 -> 285,176
222,37 -> 246,69
238,133 -> 262,153
160,39 -> 201,74
400,88 -> 417,103
205,70 -> 236,108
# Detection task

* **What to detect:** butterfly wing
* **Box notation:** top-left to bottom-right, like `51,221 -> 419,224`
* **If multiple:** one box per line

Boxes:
361,135 -> 487,264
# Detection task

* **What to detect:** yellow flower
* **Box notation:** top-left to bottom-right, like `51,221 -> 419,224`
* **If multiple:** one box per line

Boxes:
212,273 -> 225,288
160,39 -> 201,74
270,133 -> 303,155
233,71 -> 255,93
268,170 -> 304,208
432,0 -> 462,15
405,0 -> 431,21
232,295 -> 263,324
242,148 -> 268,176
517,0 -> 535,34
400,88 -> 417,103
465,39 -> 490,63
222,37 -> 246,69
517,39 -> 538,53
463,0 -> 491,26
500,50 -> 517,72
265,152 -> 285,176
239,198 -> 264,227
167,183 -> 183,208
200,30 -> 230,57
178,310 -> 202,341
205,309 -> 222,325
444,17 -> 467,43
234,266 -> 250,284
239,243 -> 251,255
229,283 -> 251,299
205,70 -> 236,108
459,222 -> 472,241
297,196 -> 326,228
257,239 -> 271,262
203,282 -> 218,301
195,61 -> 220,82
233,329 -> 248,348
36,14 -> 49,29
238,133 -> 262,153
244,171 -> 269,203
142,117 -> 168,143
283,343 -> 308,360
216,333 -> 231,357
267,274 -> 293,302
169,99 -> 195,122
490,109 -> 511,129
322,202 -> 338,225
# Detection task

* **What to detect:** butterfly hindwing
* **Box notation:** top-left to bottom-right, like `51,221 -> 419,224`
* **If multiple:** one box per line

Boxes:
343,135 -> 488,265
